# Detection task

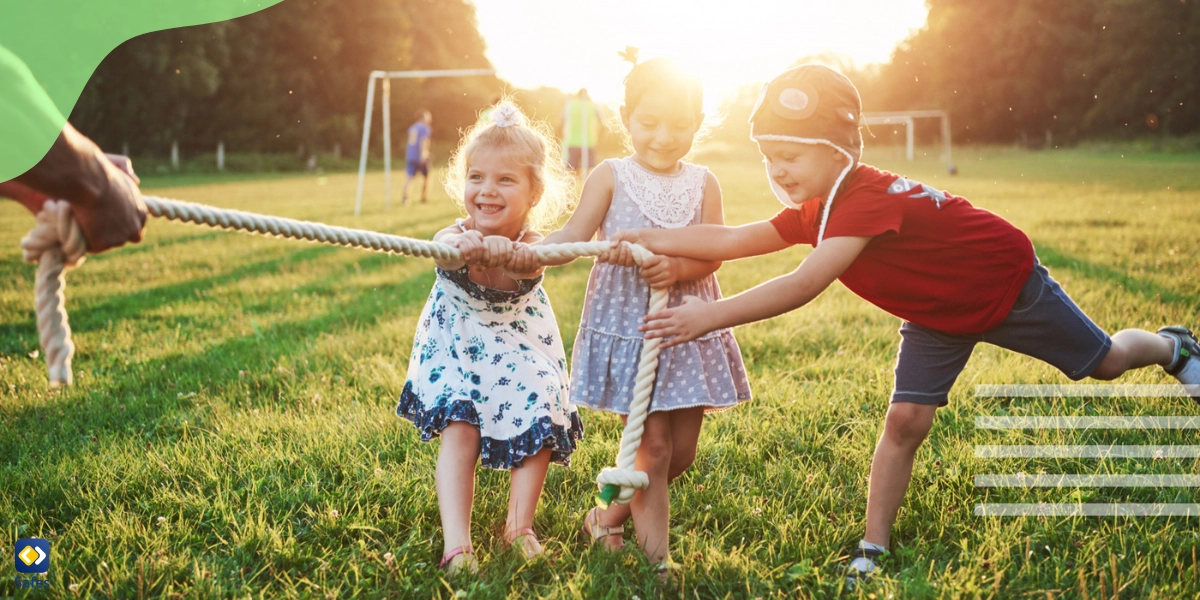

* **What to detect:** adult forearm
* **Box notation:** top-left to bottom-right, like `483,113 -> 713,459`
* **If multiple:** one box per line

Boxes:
15,125 -> 107,205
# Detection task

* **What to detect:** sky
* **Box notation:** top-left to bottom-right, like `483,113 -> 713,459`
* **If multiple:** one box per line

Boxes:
471,0 -> 930,108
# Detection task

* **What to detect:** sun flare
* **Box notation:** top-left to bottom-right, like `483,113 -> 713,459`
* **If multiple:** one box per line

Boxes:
472,0 -> 928,108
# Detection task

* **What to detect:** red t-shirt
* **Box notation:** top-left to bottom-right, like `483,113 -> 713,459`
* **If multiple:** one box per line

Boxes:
769,164 -> 1034,335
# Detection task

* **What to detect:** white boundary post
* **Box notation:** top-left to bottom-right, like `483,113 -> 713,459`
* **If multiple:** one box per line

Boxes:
354,71 -> 381,216
382,77 -> 392,211
941,113 -> 953,166
354,68 -> 495,215
903,116 -> 914,161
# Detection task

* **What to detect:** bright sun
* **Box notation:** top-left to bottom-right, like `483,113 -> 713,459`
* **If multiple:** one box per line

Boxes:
472,0 -> 929,108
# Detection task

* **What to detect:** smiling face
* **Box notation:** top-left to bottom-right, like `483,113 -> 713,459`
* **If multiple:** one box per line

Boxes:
621,91 -> 703,173
464,145 -> 540,238
756,139 -> 850,205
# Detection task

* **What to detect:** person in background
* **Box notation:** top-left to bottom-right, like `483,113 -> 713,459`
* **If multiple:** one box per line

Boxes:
562,89 -> 600,178
402,109 -> 433,205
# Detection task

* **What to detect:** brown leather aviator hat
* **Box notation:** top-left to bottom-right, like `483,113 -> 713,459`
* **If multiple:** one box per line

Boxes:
749,64 -> 863,163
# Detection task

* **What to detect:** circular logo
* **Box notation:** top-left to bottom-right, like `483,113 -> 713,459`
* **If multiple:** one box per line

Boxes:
778,88 -> 810,112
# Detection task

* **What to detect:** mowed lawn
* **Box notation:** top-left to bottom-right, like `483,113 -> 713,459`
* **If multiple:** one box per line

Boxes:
2,146 -> 1199,599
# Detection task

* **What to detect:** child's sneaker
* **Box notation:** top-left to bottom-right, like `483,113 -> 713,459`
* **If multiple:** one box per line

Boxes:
1159,326 -> 1200,402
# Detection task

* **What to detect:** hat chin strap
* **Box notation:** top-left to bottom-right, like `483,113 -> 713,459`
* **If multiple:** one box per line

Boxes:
754,134 -> 854,245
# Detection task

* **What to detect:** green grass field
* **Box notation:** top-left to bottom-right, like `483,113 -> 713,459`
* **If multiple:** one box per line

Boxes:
3,146 -> 1199,599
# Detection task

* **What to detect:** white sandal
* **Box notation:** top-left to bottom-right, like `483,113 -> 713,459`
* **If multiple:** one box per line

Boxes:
580,506 -> 624,547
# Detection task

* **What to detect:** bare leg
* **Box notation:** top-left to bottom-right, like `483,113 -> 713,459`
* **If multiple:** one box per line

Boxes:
1090,329 -> 1175,380
863,402 -> 937,548
506,448 -> 551,557
436,423 -> 480,558
666,408 -> 705,478
420,172 -> 430,202
401,173 -> 415,205
589,409 -> 704,551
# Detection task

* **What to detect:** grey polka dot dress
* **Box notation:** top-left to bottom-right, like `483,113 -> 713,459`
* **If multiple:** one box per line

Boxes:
570,157 -> 752,415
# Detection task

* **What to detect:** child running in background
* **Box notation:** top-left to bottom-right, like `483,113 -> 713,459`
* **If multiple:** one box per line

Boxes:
396,102 -> 583,575
610,64 -> 1200,583
540,57 -> 752,574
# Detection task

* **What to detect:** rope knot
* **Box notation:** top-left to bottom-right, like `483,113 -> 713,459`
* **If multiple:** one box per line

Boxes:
596,467 -> 649,505
21,200 -> 87,267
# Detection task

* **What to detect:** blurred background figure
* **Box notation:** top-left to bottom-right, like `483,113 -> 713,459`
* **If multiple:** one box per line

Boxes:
562,89 -> 600,177
402,109 -> 433,205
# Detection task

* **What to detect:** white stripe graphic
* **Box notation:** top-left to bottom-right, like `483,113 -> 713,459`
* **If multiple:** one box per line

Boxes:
975,503 -> 1200,516
974,384 -> 1199,398
975,416 -> 1200,430
976,474 -> 1200,487
975,445 -> 1200,458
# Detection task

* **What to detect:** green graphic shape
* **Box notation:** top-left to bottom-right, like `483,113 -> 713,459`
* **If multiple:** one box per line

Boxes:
0,0 -> 284,182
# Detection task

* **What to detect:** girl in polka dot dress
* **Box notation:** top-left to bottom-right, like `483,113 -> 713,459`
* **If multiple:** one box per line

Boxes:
396,102 -> 582,575
540,58 -> 751,572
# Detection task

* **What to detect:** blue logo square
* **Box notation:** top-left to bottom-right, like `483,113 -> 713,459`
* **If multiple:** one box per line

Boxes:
15,538 -> 50,574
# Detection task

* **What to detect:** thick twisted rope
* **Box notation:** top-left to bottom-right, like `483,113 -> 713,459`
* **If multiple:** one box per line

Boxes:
22,195 -> 661,504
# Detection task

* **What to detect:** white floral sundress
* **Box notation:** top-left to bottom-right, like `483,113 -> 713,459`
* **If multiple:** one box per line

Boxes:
396,263 -> 583,470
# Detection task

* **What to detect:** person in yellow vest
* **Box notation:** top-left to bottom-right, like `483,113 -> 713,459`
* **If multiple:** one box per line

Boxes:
562,89 -> 601,177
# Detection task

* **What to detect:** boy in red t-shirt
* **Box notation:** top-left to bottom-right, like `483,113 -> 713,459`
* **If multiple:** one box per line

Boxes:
607,64 -> 1200,582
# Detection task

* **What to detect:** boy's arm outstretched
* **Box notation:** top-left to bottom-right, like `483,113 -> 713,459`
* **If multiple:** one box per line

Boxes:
639,235 -> 871,347
611,218 -> 793,262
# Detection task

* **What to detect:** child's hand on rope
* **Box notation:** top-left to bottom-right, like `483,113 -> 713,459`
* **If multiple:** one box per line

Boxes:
639,295 -> 714,348
504,242 -> 541,278
596,240 -> 638,267
639,255 -> 680,288
450,230 -> 486,264
609,228 -> 653,253
478,235 -> 515,268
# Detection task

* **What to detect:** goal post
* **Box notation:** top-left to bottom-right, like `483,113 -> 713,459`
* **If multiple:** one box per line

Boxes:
354,68 -> 496,216
861,110 -> 954,172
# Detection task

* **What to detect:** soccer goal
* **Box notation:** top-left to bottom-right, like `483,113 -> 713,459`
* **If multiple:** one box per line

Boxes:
861,110 -> 955,173
353,68 -> 496,216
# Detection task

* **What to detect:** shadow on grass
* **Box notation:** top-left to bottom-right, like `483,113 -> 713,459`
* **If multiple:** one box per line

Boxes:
0,265 -> 434,481
1033,242 -> 1199,309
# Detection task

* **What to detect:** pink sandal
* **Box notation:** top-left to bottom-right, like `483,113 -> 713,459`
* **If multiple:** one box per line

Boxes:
439,545 -> 477,574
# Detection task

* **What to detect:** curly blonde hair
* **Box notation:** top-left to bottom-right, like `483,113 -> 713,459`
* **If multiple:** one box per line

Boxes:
443,100 -> 576,232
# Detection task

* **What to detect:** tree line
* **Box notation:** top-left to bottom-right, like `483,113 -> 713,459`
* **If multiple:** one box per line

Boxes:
69,0 -> 504,161
69,0 -> 1199,162
860,0 -> 1199,145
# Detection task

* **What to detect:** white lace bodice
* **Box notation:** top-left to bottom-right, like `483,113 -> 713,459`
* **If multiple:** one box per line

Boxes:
608,157 -> 707,229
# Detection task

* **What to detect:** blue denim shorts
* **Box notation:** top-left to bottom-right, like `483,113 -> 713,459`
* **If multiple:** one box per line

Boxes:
891,260 -> 1113,406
